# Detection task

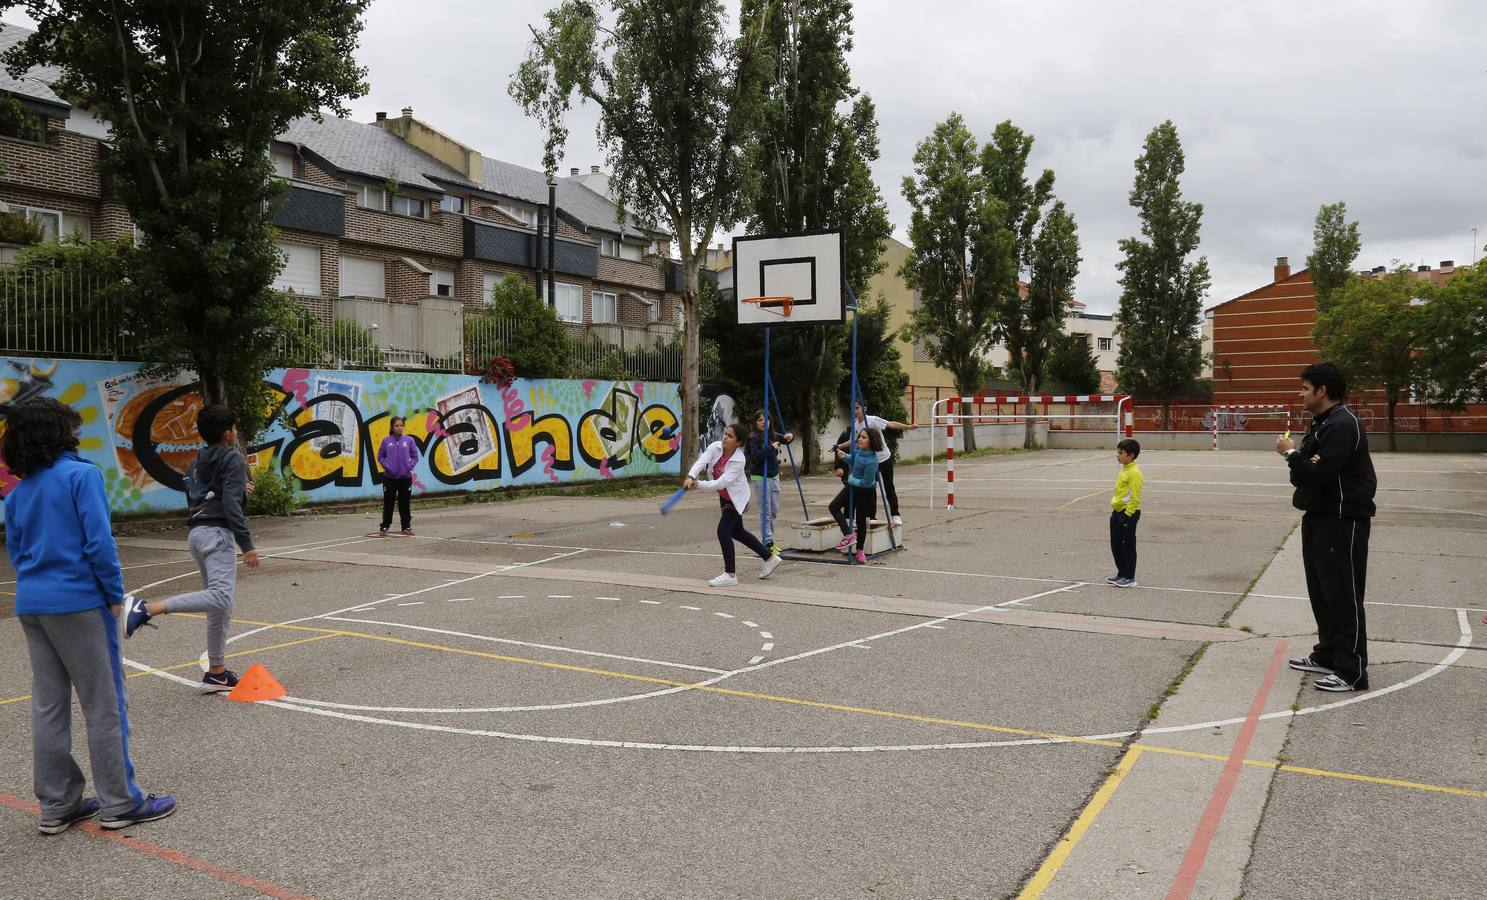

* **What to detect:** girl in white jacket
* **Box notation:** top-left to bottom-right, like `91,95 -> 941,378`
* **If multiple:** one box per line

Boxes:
685,423 -> 784,586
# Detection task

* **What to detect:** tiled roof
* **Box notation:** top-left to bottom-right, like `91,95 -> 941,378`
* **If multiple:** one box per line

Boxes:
481,156 -> 650,241
0,23 -> 70,110
280,115 -> 476,193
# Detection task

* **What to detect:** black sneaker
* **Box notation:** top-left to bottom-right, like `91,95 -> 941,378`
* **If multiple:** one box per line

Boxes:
1105,574 -> 1121,584
123,595 -> 154,639
1287,655 -> 1334,674
201,669 -> 239,693
1314,673 -> 1367,692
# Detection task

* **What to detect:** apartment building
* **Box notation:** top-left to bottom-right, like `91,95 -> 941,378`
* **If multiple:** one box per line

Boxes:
0,24 -> 685,356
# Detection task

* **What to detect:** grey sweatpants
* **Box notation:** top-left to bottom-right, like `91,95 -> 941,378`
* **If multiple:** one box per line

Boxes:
20,608 -> 148,818
162,525 -> 237,667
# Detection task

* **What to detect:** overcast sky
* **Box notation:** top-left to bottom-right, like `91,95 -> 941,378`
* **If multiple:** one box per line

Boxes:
8,1 -> 1485,313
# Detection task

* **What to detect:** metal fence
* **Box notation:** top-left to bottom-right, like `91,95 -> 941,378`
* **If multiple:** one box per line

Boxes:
0,266 -> 134,359
0,265 -> 707,382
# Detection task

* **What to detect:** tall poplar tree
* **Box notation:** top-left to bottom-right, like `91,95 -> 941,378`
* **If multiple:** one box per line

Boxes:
1018,201 -> 1082,446
1114,120 -> 1210,428
901,113 -> 1012,451
1306,201 -> 1362,309
981,121 -> 1061,448
2,1 -> 370,436
710,0 -> 892,471
512,0 -> 775,467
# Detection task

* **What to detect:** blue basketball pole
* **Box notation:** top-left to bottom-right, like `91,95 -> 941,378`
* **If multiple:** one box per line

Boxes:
760,325 -> 772,543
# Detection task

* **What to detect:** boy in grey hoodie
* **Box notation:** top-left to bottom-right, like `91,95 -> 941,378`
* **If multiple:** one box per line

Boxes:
124,404 -> 259,691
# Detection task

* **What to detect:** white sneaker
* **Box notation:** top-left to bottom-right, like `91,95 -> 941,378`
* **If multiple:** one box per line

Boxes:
891,515 -> 903,526
707,573 -> 738,587
760,554 -> 782,579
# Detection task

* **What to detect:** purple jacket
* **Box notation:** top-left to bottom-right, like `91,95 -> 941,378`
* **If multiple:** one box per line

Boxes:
378,434 -> 420,479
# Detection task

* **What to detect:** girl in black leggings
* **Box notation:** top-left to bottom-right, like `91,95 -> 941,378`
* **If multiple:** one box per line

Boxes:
685,423 -> 783,586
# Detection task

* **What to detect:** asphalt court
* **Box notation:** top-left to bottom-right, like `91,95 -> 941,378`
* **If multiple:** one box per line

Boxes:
2,448 -> 1484,898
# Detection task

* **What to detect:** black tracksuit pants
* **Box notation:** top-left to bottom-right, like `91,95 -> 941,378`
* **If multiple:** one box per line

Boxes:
718,499 -> 770,574
1109,509 -> 1140,580
381,476 -> 412,530
1300,513 -> 1370,686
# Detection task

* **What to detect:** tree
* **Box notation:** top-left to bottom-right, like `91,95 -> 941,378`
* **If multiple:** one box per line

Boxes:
713,0 -> 893,472
511,0 -> 775,469
980,121 -> 1062,448
465,274 -> 569,378
3,1 -> 370,439
900,113 -> 1011,451
1114,121 -> 1210,428
846,293 -> 908,448
1306,201 -> 1362,309
1047,332 -> 1100,393
1313,267 -> 1422,451
1416,264 -> 1487,411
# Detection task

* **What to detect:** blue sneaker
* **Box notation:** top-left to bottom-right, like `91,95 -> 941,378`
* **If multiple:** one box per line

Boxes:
38,797 -> 100,834
201,669 -> 239,693
124,595 -> 154,638
99,794 -> 176,830
1112,577 -> 1138,588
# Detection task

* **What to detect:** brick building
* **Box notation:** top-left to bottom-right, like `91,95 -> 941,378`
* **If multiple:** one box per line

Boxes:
0,23 -> 686,358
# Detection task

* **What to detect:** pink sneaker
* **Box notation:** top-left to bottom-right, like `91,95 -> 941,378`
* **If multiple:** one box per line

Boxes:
854,550 -> 867,564
833,535 -> 853,551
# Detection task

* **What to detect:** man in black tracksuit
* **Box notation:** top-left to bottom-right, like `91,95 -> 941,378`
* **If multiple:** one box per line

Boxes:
1276,362 -> 1377,692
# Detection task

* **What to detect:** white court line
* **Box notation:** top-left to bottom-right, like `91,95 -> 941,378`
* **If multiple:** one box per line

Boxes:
125,534 -> 388,597
923,624 -> 945,629
548,595 -> 574,599
680,606 -> 701,611
760,642 -> 774,652
638,600 -> 662,605
397,602 -> 424,607
714,613 -> 735,619
759,632 -> 773,639
319,616 -> 728,675
446,598 -> 468,603
595,596 -> 622,602
498,595 -> 525,599
743,621 -> 758,628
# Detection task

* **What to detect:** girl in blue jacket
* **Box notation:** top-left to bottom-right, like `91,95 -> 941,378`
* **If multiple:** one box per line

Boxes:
828,427 -> 882,563
2,398 -> 175,832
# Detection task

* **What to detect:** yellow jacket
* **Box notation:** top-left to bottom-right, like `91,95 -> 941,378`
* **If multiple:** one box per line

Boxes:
1111,463 -> 1143,515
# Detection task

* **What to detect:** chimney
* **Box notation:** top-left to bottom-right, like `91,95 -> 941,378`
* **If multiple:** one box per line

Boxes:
570,167 -> 579,176
1417,265 -> 1431,272
401,106 -> 413,120
591,165 -> 600,174
1371,266 -> 1386,274
375,111 -> 387,122
1440,260 -> 1455,269
1273,256 -> 1290,281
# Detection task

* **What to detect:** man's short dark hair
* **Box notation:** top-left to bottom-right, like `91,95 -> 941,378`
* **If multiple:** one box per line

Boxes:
197,404 -> 238,446
1117,438 -> 1141,458
1299,362 -> 1347,402
0,398 -> 82,477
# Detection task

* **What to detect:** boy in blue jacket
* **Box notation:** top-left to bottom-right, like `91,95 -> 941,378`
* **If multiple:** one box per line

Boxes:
125,404 -> 258,692
2,398 -> 175,832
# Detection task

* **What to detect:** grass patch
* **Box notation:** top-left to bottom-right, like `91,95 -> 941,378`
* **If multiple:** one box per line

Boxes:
1139,641 -> 1212,728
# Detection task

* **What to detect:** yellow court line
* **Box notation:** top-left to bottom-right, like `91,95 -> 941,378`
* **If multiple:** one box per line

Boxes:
1016,746 -> 1144,899
1055,488 -> 1109,511
0,633 -> 340,707
209,617 -> 1487,802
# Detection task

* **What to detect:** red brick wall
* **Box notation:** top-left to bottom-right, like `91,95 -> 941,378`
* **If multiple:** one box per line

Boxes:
1211,271 -> 1319,405
0,124 -> 103,199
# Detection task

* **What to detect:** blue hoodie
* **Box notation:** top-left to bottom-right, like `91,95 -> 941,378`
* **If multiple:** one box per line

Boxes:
845,446 -> 879,490
4,451 -> 126,614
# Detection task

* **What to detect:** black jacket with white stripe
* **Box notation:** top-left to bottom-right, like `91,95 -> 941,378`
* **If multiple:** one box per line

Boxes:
1288,403 -> 1377,518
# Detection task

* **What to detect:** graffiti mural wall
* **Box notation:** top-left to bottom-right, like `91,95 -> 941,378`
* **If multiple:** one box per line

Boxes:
0,357 -> 681,514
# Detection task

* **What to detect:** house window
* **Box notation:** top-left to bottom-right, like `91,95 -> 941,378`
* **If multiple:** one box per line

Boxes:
601,236 -> 618,257
354,183 -> 386,211
483,272 -> 501,304
645,297 -> 660,323
273,242 -> 322,294
339,256 -> 385,298
592,291 -> 617,324
392,195 -> 427,218
619,242 -> 642,261
429,268 -> 454,297
497,204 -> 537,227
554,282 -> 583,323
0,98 -> 45,143
270,149 -> 295,179
440,195 -> 464,214
601,236 -> 642,261
7,205 -> 62,241
1097,337 -> 1113,352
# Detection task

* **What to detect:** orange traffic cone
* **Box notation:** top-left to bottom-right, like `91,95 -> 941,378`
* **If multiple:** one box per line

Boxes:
226,664 -> 287,702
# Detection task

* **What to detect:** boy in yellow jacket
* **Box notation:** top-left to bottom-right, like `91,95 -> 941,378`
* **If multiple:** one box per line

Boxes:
1107,439 -> 1144,587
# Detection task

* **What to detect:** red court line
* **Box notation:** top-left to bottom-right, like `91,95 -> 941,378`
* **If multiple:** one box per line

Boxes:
1165,640 -> 1289,900
0,793 -> 312,899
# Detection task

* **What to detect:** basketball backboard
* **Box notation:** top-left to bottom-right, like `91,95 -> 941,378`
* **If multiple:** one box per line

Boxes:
732,230 -> 845,326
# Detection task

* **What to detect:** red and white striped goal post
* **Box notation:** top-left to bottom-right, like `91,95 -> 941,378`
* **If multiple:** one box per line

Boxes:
929,394 -> 1133,510
1209,405 -> 1292,450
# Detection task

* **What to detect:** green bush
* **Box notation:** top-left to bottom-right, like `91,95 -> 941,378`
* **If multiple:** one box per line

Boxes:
247,465 -> 303,516
466,274 -> 568,378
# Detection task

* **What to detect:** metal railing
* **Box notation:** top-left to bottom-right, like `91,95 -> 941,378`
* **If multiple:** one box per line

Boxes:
0,266 -> 134,359
0,265 -> 709,382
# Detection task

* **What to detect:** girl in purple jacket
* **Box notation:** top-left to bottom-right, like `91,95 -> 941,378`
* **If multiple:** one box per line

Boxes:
377,416 -> 420,535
